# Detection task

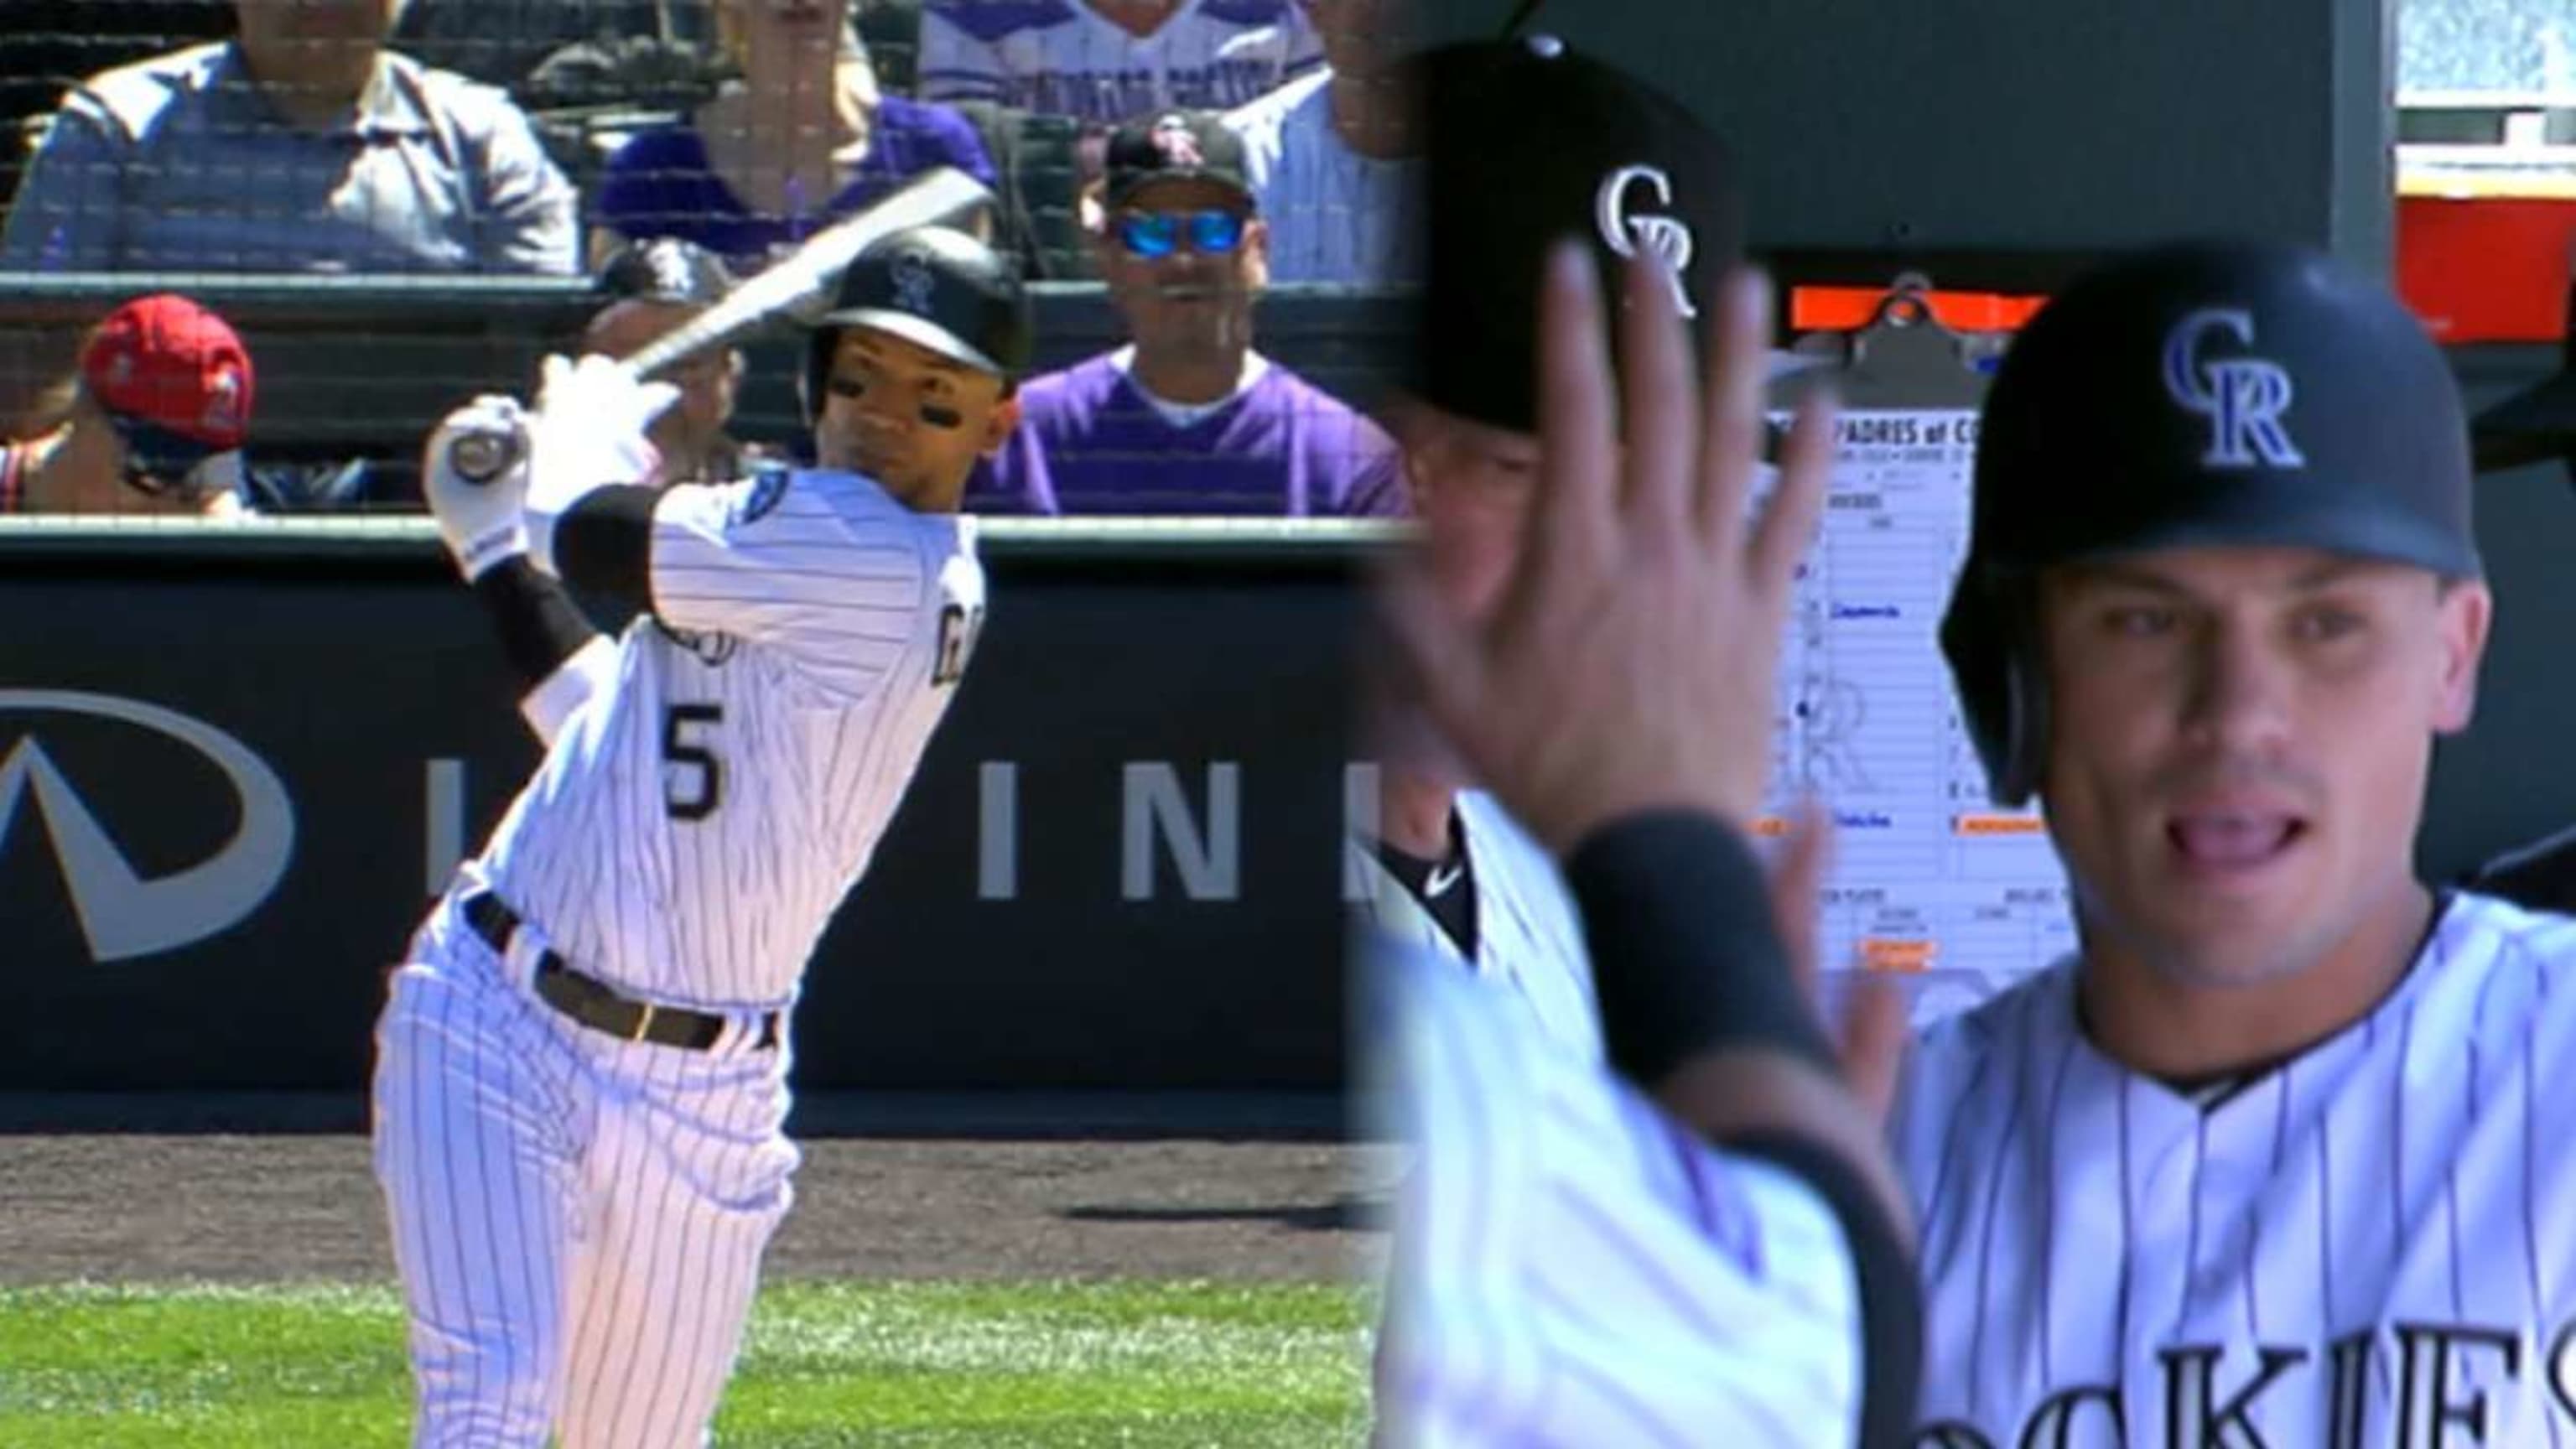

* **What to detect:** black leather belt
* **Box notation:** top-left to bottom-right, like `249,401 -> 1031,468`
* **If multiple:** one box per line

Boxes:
463,891 -> 779,1052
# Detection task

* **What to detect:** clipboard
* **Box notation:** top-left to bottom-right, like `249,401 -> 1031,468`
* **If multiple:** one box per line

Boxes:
1772,272 -> 1993,411
1753,274 -> 2079,1020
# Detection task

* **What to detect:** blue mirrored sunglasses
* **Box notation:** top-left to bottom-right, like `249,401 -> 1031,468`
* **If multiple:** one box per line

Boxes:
1117,209 -> 1246,259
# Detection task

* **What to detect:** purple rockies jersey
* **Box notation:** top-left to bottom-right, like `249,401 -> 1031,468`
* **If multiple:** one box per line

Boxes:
968,351 -> 1403,517
918,0 -> 1323,125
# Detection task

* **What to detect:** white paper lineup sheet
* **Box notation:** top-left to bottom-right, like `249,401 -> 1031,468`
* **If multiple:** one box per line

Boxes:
1758,408 -> 2079,1027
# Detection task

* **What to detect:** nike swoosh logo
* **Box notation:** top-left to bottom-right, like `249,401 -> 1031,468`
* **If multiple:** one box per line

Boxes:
1425,861 -> 1463,897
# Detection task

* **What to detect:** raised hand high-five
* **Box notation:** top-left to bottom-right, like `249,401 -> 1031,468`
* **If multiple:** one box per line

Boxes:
1380,244 -> 1833,858
1381,241 -> 1916,1252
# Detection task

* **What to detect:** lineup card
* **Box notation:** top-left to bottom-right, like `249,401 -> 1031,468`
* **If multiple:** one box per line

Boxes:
1761,408 -> 2079,1026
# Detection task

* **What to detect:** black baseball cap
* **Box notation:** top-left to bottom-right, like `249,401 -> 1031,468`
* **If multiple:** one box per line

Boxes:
594,236 -> 736,304
1415,35 -> 1742,434
1103,110 -> 1254,210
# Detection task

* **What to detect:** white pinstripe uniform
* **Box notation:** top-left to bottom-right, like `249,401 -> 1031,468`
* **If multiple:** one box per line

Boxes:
1371,939 -> 1863,1447
1892,891 -> 2576,1446
1349,789 -> 1602,1063
371,466 -> 984,1448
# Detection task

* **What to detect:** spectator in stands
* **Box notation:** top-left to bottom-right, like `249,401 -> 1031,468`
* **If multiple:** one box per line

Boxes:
0,3 -> 236,226
970,109 -> 1400,515
0,293 -> 255,517
0,0 -> 578,274
583,236 -> 774,486
919,0 -> 1324,125
1225,0 -> 1420,283
593,0 -> 995,274
390,0 -> 712,95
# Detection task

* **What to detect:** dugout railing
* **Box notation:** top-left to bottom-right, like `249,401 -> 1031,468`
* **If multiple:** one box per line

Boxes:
0,277 -> 1417,504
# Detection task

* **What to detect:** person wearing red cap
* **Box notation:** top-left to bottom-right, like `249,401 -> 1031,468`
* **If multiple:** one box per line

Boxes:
0,294 -> 255,516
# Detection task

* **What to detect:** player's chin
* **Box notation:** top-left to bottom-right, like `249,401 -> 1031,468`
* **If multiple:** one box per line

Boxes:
2125,870 -> 2331,984
879,470 -> 962,515
2142,931 -> 2321,990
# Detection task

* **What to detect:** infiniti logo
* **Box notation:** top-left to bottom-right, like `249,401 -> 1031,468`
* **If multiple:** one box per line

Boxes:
0,690 -> 295,962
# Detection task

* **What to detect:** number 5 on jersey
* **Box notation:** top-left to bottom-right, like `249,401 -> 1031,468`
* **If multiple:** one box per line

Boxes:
663,704 -> 723,821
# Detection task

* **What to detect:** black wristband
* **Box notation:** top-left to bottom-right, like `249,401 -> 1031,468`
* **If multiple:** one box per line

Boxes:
554,485 -> 661,615
1561,810 -> 1837,1087
1728,1130 -> 1924,1449
470,558 -> 599,690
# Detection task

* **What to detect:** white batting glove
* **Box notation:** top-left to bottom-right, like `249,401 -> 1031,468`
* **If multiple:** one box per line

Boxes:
524,352 -> 681,575
422,394 -> 532,582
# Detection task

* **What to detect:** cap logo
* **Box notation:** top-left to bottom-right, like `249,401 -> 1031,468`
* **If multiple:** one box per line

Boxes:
2162,308 -> 2306,470
644,242 -> 691,296
1150,114 -> 1204,169
891,251 -> 937,317
204,365 -> 243,431
1595,165 -> 1696,319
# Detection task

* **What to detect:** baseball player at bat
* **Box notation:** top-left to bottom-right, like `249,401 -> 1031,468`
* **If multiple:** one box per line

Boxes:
1891,240 -> 2576,1445
1364,35 -> 1921,1449
369,222 -> 1029,1448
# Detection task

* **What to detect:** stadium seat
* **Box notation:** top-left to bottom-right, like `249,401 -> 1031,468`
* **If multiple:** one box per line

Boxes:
951,101 -> 1099,283
856,0 -> 927,96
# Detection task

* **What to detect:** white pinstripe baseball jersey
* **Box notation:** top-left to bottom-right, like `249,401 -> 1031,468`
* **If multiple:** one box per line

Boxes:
1372,937 -> 1863,1447
1892,891 -> 2576,1446
1349,789 -> 1602,1063
467,467 -> 983,1010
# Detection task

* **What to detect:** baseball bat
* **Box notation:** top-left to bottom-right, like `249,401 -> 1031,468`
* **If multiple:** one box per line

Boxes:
444,166 -> 996,483
616,164 -> 998,381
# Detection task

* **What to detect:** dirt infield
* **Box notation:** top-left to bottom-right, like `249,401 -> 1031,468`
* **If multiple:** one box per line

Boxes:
0,1135 -> 1392,1285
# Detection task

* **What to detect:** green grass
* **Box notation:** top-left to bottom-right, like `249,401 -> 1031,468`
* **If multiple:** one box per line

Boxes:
0,1280 -> 1372,1447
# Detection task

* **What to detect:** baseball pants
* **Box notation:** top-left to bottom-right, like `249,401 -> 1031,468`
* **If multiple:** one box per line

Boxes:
370,910 -> 798,1449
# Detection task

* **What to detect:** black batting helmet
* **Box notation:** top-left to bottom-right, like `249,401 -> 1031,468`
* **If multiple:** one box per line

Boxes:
803,226 -> 1031,423
1413,34 -> 1741,435
1942,239 -> 2480,807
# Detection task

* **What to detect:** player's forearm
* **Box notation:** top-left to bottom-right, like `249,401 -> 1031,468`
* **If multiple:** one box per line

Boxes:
1697,1075 -> 1923,1449
1653,1053 -> 1915,1249
516,636 -> 617,745
1563,811 -> 1838,1074
1562,809 -> 1922,1446
473,557 -> 601,687
1564,813 -> 1914,1217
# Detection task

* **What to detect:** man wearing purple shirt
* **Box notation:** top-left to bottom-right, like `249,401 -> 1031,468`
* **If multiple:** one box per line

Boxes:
969,108 -> 1400,516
